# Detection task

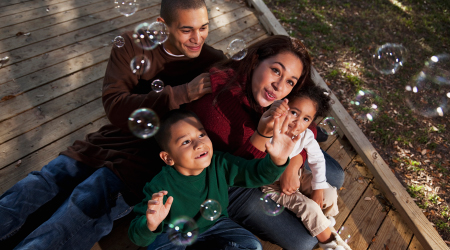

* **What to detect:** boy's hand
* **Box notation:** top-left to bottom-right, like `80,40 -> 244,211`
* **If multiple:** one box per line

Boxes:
257,99 -> 290,137
265,114 -> 300,166
146,191 -> 173,232
311,189 -> 324,208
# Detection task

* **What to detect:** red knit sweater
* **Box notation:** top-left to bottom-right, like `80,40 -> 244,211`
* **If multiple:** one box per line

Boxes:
186,67 -> 316,163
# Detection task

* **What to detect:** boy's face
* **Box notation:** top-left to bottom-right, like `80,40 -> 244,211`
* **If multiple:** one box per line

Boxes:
159,7 -> 209,58
286,97 -> 317,136
161,117 -> 213,176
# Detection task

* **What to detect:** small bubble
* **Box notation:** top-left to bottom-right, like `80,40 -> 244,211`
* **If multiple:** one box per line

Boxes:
128,108 -> 160,139
318,117 -> 338,136
372,43 -> 407,75
227,39 -> 247,61
151,79 -> 164,92
133,22 -> 169,50
260,192 -> 284,216
113,36 -> 125,48
130,55 -> 150,75
200,199 -> 222,221
168,216 -> 198,246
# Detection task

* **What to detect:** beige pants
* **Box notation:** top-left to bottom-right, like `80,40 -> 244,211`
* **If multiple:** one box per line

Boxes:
261,168 -> 339,237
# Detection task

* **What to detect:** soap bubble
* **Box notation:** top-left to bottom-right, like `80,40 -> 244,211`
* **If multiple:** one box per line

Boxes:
130,55 -> 150,75
317,117 -> 339,135
168,216 -> 199,246
405,54 -> 450,117
128,108 -> 160,139
151,79 -> 164,92
200,199 -> 222,221
114,0 -> 138,17
113,36 -> 125,48
372,43 -> 407,74
260,192 -> 284,216
133,22 -> 169,50
350,90 -> 380,122
227,39 -> 247,61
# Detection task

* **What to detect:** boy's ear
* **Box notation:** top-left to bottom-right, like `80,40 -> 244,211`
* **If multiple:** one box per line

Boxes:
160,151 -> 174,166
156,17 -> 165,24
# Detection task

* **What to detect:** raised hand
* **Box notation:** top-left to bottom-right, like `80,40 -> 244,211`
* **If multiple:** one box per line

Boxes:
187,73 -> 211,102
146,191 -> 173,232
265,114 -> 300,166
257,99 -> 290,137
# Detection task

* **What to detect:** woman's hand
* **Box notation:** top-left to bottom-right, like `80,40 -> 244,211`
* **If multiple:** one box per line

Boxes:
257,99 -> 290,137
279,154 -> 303,195
146,191 -> 173,232
265,114 -> 300,166
187,73 -> 211,102
311,189 -> 324,209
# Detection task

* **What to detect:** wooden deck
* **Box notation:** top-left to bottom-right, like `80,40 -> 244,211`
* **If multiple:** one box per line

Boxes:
0,0 -> 437,249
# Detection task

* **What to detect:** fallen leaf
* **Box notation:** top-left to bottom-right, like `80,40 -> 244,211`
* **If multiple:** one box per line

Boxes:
339,187 -> 346,191
421,149 -> 427,155
15,160 -> 22,167
16,31 -> 24,36
364,197 -> 372,201
372,237 -> 376,242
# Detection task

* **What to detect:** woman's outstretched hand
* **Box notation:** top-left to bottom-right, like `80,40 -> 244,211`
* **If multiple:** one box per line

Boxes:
265,113 -> 300,166
146,191 -> 173,232
257,99 -> 290,137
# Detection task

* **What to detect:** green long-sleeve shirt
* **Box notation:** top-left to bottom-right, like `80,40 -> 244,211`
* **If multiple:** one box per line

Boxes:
128,152 -> 289,246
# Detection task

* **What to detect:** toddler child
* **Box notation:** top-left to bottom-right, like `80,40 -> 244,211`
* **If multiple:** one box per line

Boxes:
261,85 -> 351,250
128,109 -> 299,249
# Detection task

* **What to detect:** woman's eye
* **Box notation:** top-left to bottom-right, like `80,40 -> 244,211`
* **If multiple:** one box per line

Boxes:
287,80 -> 294,86
182,140 -> 191,145
199,133 -> 206,138
271,68 -> 280,75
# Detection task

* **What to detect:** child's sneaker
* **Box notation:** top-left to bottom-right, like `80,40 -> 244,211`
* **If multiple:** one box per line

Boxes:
318,232 -> 352,250
328,216 -> 336,228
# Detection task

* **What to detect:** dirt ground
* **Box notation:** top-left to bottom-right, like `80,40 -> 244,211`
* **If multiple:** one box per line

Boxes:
261,0 -> 450,242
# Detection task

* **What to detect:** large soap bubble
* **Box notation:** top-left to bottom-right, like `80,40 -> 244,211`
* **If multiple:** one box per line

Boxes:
114,0 -> 138,17
227,39 -> 247,61
133,22 -> 169,50
128,108 -> 160,139
168,216 -> 199,246
372,43 -> 407,75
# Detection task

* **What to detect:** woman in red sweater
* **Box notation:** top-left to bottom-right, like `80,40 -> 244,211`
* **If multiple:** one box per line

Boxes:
186,35 -> 345,249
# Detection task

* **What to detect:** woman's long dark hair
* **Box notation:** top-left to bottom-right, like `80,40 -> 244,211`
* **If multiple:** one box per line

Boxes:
214,35 -> 313,112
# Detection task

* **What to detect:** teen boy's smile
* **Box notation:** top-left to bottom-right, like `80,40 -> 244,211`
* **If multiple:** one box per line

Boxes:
160,117 -> 213,176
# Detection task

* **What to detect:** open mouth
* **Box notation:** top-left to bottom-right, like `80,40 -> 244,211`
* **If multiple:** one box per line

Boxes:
265,89 -> 276,101
195,151 -> 208,159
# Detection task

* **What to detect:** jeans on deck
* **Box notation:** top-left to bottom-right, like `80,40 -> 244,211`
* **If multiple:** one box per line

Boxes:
148,217 -> 262,250
228,150 -> 345,250
0,155 -> 132,250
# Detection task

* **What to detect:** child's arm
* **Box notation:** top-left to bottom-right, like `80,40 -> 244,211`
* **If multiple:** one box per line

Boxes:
279,154 -> 303,196
128,188 -> 173,247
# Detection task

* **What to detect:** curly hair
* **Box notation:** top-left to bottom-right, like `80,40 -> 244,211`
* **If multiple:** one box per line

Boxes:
287,81 -> 331,120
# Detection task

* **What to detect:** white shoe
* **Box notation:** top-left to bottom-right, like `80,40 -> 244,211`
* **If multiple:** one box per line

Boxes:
318,232 -> 352,250
328,216 -> 336,228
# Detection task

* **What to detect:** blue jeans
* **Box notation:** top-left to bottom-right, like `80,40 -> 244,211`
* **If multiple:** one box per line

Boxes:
0,155 -> 133,250
148,217 -> 262,250
228,150 -> 344,250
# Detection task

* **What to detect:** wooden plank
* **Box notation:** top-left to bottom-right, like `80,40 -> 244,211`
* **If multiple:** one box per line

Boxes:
0,0 -> 35,8
0,78 -> 103,143
0,62 -> 106,122
246,0 -> 288,36
0,1 -> 114,40
368,210 -> 413,250
0,116 -> 109,194
206,13 -> 260,45
210,23 -> 267,52
337,184 -> 387,250
408,236 -> 426,250
208,5 -> 254,31
0,98 -> 105,170
0,0 -> 73,17
312,66 -> 448,249
0,0 -> 102,28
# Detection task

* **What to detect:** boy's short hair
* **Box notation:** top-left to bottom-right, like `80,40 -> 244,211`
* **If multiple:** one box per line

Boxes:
287,81 -> 331,120
160,0 -> 207,26
154,109 -> 201,152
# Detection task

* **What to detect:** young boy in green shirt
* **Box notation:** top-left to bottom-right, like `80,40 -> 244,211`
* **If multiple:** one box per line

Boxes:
128,109 -> 300,248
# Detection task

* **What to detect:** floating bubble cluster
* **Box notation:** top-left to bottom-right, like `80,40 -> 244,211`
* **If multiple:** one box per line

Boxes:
350,90 -> 380,122
318,117 -> 339,136
128,108 -> 159,139
130,55 -> 150,75
113,36 -> 125,48
200,199 -> 222,221
260,192 -> 284,216
151,79 -> 165,92
405,54 -> 450,117
372,43 -> 407,75
133,22 -> 169,50
114,0 -> 138,17
168,216 -> 199,246
227,39 -> 247,61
